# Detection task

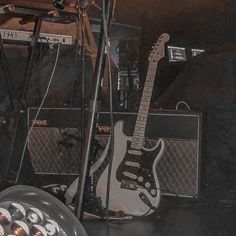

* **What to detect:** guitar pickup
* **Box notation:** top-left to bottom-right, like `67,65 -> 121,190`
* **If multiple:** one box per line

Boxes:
120,180 -> 138,191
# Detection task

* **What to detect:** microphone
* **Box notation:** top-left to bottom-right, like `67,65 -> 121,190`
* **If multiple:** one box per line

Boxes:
77,0 -> 90,9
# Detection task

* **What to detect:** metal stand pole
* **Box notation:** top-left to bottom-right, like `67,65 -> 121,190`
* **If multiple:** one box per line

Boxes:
1,17 -> 43,188
80,10 -> 86,157
0,33 -> 16,112
75,0 -> 114,221
2,11 -> 58,187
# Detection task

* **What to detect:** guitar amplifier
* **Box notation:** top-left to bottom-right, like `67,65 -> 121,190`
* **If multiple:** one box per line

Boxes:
28,108 -> 202,198
95,110 -> 202,199
27,108 -> 83,175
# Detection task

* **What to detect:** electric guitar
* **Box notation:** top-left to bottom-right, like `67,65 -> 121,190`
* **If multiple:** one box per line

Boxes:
65,33 -> 170,216
95,33 -> 170,216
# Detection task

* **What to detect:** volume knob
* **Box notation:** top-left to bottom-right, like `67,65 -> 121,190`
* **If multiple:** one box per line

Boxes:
145,182 -> 151,189
138,176 -> 144,183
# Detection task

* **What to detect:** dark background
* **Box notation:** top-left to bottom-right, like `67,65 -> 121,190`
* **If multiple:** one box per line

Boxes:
0,0 -> 236,198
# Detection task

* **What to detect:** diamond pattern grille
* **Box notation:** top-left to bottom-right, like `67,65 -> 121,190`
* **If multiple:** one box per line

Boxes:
28,127 -> 80,174
28,129 -> 199,197
94,136 -> 199,198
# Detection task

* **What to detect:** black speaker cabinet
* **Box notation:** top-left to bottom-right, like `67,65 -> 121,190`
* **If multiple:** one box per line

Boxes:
28,108 -> 202,198
96,111 -> 202,199
27,108 -> 82,175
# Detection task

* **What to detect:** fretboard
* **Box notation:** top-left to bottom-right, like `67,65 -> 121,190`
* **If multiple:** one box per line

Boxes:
131,61 -> 159,150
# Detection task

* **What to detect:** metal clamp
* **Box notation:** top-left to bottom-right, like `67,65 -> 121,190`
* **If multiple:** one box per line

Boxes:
0,4 -> 15,14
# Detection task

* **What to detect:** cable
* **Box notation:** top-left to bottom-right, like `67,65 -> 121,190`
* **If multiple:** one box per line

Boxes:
2,20 -> 44,188
14,43 -> 61,184
30,38 -> 50,76
0,33 -> 16,111
58,128 -> 73,175
176,101 -> 191,110
117,84 -> 143,109
101,0 -> 115,225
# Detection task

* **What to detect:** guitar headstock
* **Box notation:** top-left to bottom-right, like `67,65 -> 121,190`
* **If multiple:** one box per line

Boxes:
148,33 -> 170,63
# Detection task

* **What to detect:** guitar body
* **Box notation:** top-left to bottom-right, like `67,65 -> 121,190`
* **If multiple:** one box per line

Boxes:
96,120 -> 165,216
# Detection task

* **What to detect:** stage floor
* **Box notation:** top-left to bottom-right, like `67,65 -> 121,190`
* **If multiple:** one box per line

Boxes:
83,198 -> 236,236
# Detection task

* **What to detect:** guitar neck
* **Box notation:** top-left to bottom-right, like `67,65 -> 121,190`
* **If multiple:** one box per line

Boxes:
131,61 -> 159,150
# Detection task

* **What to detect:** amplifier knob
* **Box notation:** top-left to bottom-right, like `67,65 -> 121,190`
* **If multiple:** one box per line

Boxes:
138,176 -> 144,183
151,189 -> 156,196
145,182 -> 151,189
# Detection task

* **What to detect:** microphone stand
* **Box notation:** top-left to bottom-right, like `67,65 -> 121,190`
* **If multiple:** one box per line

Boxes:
1,10 -> 59,188
79,7 -> 86,176
75,0 -> 114,221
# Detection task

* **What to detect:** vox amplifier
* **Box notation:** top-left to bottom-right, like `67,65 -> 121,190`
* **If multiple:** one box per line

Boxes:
27,108 -> 83,175
28,108 -> 202,198
95,110 -> 202,198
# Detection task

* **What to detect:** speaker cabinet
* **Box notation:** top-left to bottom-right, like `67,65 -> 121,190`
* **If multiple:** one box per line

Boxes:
95,111 -> 202,199
27,108 -> 82,175
28,108 -> 202,198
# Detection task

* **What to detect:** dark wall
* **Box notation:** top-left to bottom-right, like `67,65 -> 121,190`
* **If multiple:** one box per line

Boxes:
107,0 -> 236,103
107,0 -> 236,72
110,0 -> 236,192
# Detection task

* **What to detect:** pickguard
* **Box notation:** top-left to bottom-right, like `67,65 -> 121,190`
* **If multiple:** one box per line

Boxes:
95,120 -> 165,216
116,140 -> 163,197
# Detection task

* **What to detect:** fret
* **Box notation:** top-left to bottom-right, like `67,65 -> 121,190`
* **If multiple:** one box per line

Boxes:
145,81 -> 154,87
135,123 -> 146,129
145,76 -> 154,81
144,86 -> 154,91
134,126 -> 145,132
149,62 -> 159,68
131,140 -> 143,147
139,105 -> 149,110
138,113 -> 148,118
145,76 -> 155,82
132,141 -> 143,146
138,108 -> 149,112
139,105 -> 150,110
142,97 -> 151,103
134,129 -> 145,135
140,100 -> 150,105
148,65 -> 157,70
144,84 -> 154,90
131,140 -> 143,145
133,132 -> 144,137
133,135 -> 144,141
137,116 -> 147,122
140,101 -> 150,106
146,71 -> 156,77
148,67 -> 157,73
133,131 -> 144,137
145,79 -> 154,85
138,109 -> 149,114
148,68 -> 158,74
136,121 -> 146,126
132,139 -> 143,144
148,66 -> 157,71
135,120 -> 146,126
131,145 -> 142,150
138,105 -> 149,110
132,137 -> 143,143
142,91 -> 152,97
136,117 -> 147,123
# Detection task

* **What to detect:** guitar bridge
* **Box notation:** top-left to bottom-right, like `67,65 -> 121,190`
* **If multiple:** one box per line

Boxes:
120,180 -> 138,191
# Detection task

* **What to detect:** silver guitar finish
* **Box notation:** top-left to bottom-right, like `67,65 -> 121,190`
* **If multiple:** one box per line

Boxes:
96,120 -> 165,216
